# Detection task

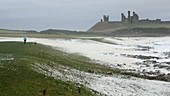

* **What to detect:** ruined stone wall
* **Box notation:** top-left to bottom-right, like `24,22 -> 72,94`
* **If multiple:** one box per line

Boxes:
103,15 -> 109,22
121,13 -> 128,23
121,11 -> 139,23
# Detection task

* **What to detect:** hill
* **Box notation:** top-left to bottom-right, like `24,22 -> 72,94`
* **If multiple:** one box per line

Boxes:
88,11 -> 170,36
88,22 -> 170,33
110,28 -> 170,37
0,29 -> 27,34
40,29 -> 78,34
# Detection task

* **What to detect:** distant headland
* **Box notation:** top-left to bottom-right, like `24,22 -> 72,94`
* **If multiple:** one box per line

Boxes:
88,11 -> 170,33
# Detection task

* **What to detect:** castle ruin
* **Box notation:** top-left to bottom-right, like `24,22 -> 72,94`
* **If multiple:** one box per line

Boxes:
101,15 -> 109,22
100,11 -> 162,24
88,11 -> 170,32
121,11 -> 139,23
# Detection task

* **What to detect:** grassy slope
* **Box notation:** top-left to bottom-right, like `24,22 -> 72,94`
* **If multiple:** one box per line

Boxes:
0,29 -> 26,34
88,22 -> 170,33
0,42 -> 100,96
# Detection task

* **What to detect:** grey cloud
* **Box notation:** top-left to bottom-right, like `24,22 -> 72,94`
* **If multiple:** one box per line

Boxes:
0,0 -> 169,31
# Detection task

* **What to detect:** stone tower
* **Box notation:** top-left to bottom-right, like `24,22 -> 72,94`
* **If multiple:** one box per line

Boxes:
128,11 -> 131,23
132,11 -> 139,23
121,11 -> 139,23
103,15 -> 109,22
121,13 -> 128,23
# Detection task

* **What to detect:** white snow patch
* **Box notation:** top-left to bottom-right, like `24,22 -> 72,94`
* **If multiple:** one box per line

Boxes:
33,63 -> 170,96
1,37 -> 170,96
0,37 -> 170,75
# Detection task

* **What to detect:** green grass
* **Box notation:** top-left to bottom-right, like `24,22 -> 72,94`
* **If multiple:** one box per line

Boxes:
1,41 -> 168,96
0,42 -> 99,96
0,42 -> 115,74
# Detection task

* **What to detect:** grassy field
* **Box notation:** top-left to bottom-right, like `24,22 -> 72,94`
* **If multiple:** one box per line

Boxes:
0,42 -> 107,96
0,33 -> 104,39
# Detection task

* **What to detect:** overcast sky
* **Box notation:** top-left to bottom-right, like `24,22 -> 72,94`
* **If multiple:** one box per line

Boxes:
0,0 -> 170,31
